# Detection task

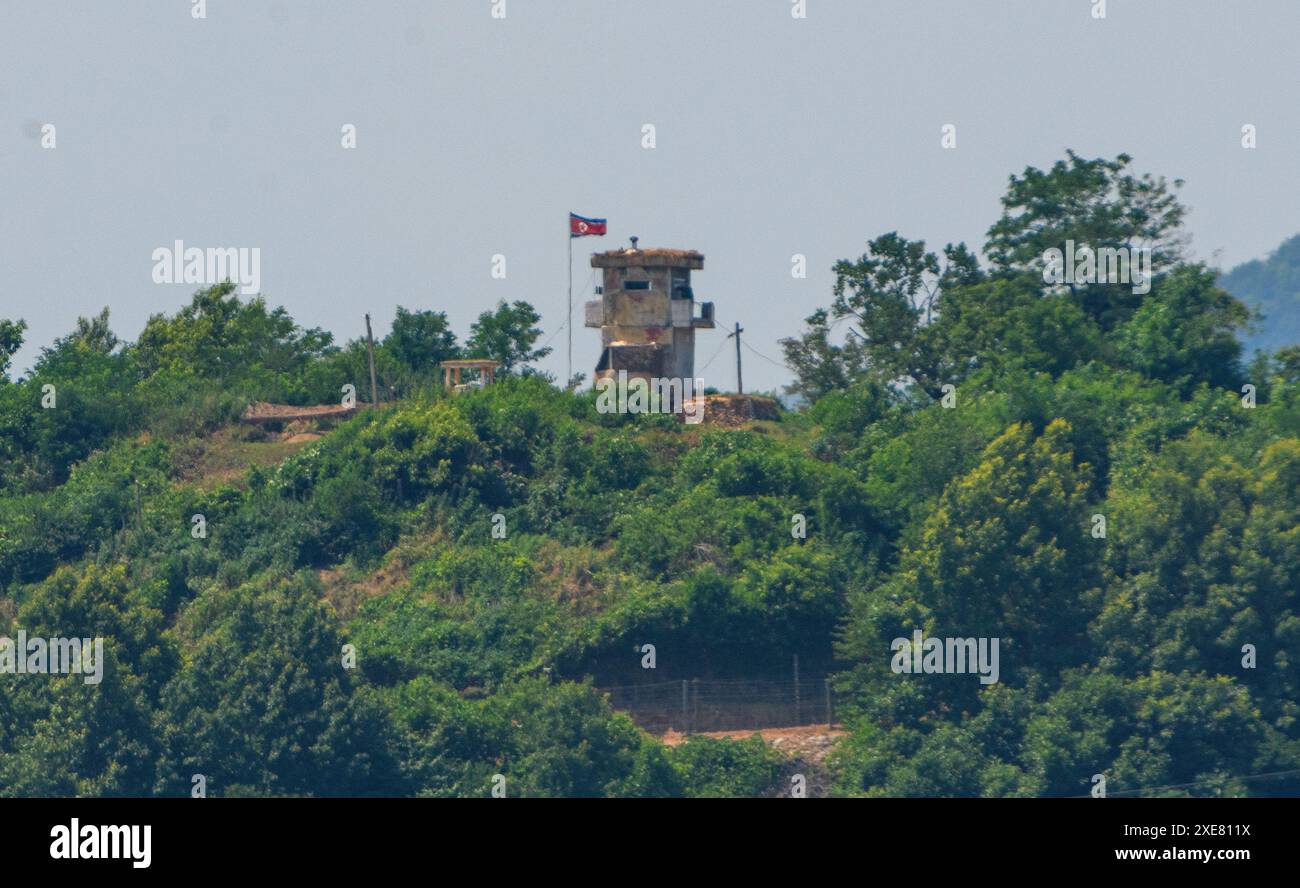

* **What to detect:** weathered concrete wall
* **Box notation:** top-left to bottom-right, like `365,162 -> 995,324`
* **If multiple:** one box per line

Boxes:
589,247 -> 708,382
669,328 -> 696,380
610,290 -> 669,327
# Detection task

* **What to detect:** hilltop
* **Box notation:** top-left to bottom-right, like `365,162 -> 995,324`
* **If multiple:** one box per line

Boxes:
3,151 -> 1300,798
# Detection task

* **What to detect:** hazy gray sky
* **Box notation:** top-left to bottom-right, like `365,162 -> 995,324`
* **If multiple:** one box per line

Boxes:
4,1 -> 1298,392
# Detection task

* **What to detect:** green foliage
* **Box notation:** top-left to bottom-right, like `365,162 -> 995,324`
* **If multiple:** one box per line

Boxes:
667,735 -> 784,797
1,150 -> 1297,798
832,380 -> 1300,797
133,282 -> 336,401
466,300 -> 552,374
938,277 -> 1103,377
986,151 -> 1186,302
157,576 -> 400,796
0,318 -> 25,382
1114,264 -> 1248,392
781,308 -> 868,403
782,152 -> 1246,405
380,676 -> 678,797
384,307 -> 459,374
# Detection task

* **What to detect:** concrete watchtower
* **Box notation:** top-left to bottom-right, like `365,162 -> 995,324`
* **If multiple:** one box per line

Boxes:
584,238 -> 716,384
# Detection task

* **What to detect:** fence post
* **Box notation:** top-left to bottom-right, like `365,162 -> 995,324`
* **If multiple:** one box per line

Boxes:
825,677 -> 833,728
793,655 -> 800,724
691,678 -> 700,733
681,680 -> 689,733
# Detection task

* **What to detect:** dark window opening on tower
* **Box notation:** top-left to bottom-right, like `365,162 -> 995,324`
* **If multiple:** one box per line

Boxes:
625,280 -> 651,290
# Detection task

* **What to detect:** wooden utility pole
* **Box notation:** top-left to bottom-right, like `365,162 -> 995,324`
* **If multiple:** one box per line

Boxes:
364,314 -> 379,406
727,321 -> 744,394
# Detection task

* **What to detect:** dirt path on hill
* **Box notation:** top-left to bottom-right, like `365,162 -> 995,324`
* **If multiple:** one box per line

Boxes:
658,724 -> 846,762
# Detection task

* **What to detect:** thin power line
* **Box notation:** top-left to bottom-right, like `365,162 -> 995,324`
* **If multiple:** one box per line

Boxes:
697,336 -> 730,373
711,313 -> 797,376
541,315 -> 568,349
1069,768 -> 1300,798
742,339 -> 796,373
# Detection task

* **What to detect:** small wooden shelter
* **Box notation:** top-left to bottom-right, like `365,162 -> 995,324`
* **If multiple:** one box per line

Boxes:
441,358 -> 500,391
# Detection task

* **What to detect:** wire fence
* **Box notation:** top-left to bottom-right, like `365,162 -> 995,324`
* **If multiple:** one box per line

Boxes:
599,677 -> 837,734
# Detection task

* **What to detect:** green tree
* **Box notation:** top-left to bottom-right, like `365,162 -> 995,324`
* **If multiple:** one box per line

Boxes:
936,277 -> 1103,377
838,419 -> 1101,727
668,735 -> 785,797
383,307 -> 459,374
0,318 -> 27,382
825,233 -> 976,399
779,308 -> 867,402
158,577 -> 400,796
466,300 -> 551,374
381,676 -> 678,797
0,564 -> 175,796
39,307 -> 118,363
132,282 -> 335,391
1114,264 -> 1248,392
985,151 -> 1187,329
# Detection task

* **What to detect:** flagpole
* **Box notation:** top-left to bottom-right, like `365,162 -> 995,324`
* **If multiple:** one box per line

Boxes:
567,225 -> 573,390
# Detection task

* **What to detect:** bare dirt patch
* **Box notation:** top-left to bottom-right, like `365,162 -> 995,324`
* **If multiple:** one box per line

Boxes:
317,531 -> 453,620
700,394 -> 781,428
659,723 -> 845,762
241,401 -> 360,423
172,425 -> 320,489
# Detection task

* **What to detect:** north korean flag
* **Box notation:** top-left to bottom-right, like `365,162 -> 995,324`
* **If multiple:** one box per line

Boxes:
570,213 -> 607,238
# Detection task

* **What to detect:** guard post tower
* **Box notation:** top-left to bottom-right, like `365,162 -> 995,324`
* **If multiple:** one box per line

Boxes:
584,237 -> 715,385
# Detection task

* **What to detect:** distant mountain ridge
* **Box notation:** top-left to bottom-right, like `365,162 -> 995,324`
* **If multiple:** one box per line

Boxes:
1220,233 -> 1300,354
